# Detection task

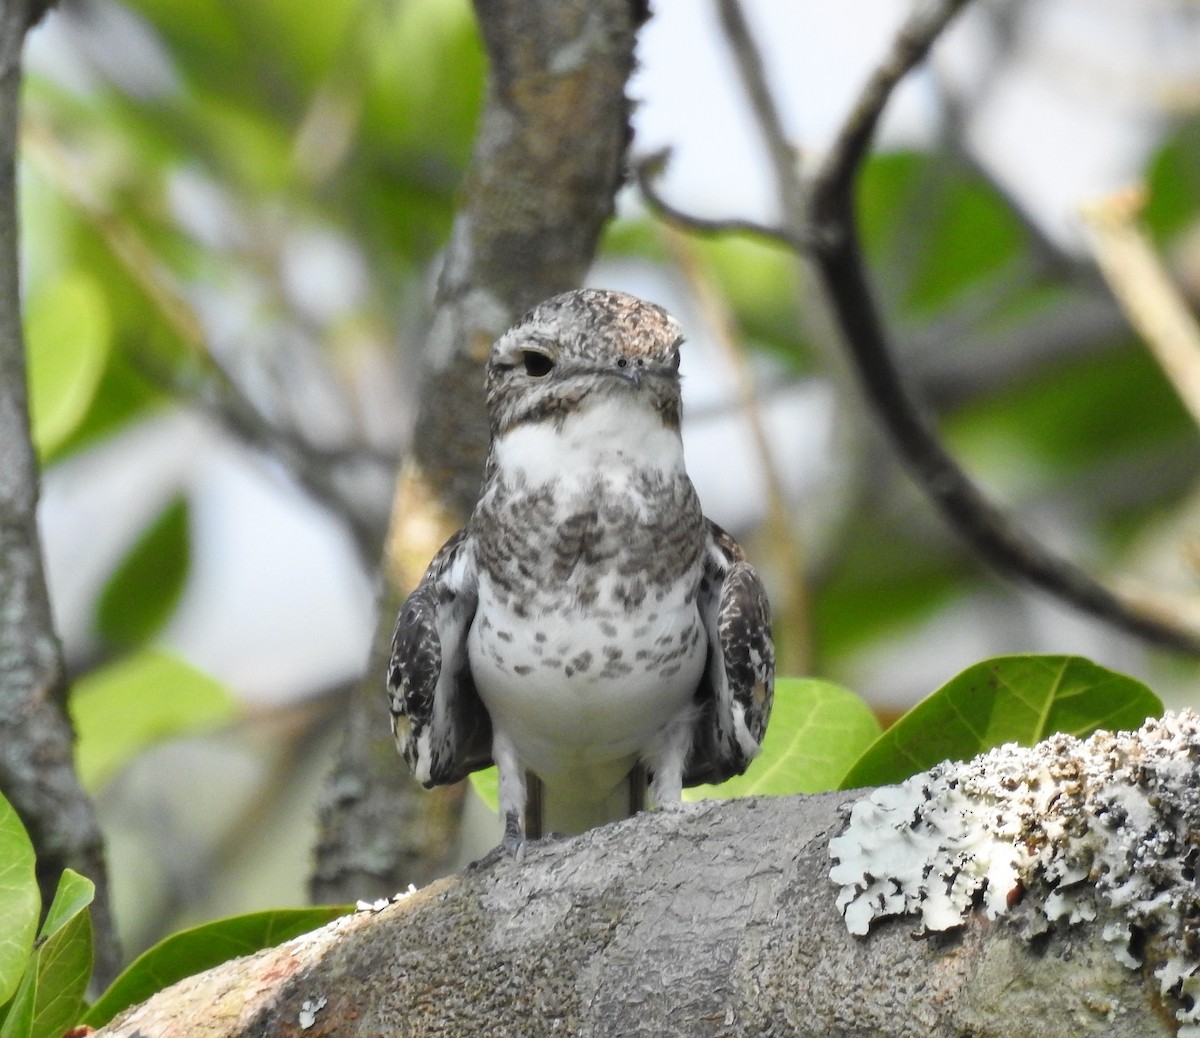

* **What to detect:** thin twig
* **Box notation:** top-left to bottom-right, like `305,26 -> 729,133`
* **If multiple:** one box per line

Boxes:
811,0 -> 971,222
1080,186 -> 1200,430
635,0 -> 814,253
713,0 -> 804,222
660,224 -> 812,673
805,0 -> 1200,654
633,150 -> 807,251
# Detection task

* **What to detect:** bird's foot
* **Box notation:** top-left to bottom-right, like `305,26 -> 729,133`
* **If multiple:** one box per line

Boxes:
467,810 -> 527,870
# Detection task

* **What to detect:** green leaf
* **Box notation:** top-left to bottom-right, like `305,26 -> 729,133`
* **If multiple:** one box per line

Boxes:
95,495 -> 191,648
25,271 -> 112,458
469,766 -> 498,813
71,650 -> 239,791
840,655 -> 1162,790
0,967 -> 35,1038
84,906 -> 352,1029
27,910 -> 90,1038
0,795 -> 39,1007
38,871 -> 94,943
685,678 -> 881,799
0,871 -> 94,1038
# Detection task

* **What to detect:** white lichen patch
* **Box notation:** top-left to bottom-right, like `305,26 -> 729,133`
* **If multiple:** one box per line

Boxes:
355,884 -> 418,913
298,995 -> 327,1029
829,712 -> 1200,1035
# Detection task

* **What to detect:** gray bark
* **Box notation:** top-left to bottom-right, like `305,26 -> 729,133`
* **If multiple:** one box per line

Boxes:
310,0 -> 645,904
0,0 -> 119,985
98,774 -> 1179,1038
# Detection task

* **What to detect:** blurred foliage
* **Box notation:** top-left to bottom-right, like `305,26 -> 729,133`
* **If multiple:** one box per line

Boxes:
859,151 -> 1023,317
70,651 -> 238,792
24,269 -> 111,459
95,494 -> 191,648
1144,119 -> 1200,241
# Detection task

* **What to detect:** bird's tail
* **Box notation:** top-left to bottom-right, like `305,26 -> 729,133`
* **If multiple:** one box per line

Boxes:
527,765 -> 647,838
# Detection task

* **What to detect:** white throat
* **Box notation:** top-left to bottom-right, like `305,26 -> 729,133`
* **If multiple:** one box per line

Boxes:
493,394 -> 685,484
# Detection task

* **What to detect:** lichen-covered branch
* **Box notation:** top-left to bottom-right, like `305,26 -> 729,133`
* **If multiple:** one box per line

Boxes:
0,0 -> 119,986
832,712 -> 1199,1037
101,712 -> 1196,1038
311,0 -> 645,904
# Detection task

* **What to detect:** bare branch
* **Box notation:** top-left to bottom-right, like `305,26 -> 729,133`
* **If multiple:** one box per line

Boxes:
0,0 -> 120,984
634,150 -> 807,250
803,0 -> 1200,655
810,0 -> 970,219
714,0 -> 805,222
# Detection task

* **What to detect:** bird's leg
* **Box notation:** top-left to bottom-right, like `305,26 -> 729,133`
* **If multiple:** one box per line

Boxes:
646,720 -> 692,809
495,731 -> 528,859
468,732 -> 528,870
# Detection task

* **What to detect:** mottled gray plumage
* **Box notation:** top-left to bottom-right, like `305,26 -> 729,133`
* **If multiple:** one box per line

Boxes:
388,288 -> 774,854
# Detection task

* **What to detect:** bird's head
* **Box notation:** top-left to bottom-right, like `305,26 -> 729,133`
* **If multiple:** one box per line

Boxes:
485,289 -> 685,437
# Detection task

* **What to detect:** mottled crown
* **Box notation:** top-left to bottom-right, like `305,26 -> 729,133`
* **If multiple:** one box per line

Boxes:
485,289 -> 686,435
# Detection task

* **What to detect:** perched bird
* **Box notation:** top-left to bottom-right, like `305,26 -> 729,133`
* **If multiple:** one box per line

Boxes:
388,289 -> 774,856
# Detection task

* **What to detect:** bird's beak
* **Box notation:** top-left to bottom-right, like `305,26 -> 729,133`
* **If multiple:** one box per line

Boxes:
616,367 -> 643,388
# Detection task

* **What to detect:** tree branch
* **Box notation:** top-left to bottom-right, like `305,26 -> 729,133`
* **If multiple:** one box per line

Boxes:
0,0 -> 120,985
633,149 -> 807,250
797,0 -> 1200,655
97,712 -> 1197,1037
641,0 -> 1200,654
311,0 -> 646,904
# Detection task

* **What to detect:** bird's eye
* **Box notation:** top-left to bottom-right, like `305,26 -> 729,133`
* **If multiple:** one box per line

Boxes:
522,350 -> 554,377
616,358 -> 628,369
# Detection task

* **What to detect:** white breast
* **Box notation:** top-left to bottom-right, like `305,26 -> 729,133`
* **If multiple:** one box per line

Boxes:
492,393 -> 687,487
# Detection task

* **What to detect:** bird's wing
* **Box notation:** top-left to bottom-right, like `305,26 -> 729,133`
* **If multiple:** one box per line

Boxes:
387,528 -> 492,787
686,520 -> 775,786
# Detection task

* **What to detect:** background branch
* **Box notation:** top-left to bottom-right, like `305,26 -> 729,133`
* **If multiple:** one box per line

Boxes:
803,0 -> 1200,655
0,0 -> 120,985
638,0 -> 1200,655
1081,186 -> 1200,429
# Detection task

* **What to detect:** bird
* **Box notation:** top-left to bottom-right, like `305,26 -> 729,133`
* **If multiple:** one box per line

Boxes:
387,288 -> 774,857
